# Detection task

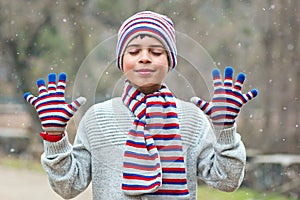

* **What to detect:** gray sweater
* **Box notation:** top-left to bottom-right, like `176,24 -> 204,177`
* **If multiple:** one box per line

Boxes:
41,97 -> 246,200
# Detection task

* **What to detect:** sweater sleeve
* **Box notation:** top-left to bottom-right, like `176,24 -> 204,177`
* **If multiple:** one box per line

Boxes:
41,114 -> 92,199
196,111 -> 246,192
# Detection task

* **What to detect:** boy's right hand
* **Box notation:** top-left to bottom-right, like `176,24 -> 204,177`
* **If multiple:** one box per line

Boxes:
24,72 -> 86,134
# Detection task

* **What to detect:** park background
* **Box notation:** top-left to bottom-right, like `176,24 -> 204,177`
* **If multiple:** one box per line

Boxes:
0,0 -> 299,199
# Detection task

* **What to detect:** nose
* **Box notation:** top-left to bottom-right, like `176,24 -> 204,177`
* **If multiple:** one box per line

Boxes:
139,50 -> 151,64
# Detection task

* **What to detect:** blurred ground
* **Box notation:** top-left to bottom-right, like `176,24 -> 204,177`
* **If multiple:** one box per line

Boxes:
0,165 -> 92,200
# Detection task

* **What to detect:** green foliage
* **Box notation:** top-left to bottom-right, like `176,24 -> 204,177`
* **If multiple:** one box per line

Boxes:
197,185 -> 297,200
36,25 -> 69,65
0,156 -> 43,172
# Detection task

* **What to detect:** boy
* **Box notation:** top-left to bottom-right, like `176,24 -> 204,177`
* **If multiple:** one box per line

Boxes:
24,11 -> 258,199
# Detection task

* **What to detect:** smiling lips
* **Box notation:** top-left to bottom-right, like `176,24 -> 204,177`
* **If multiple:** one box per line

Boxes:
134,68 -> 155,76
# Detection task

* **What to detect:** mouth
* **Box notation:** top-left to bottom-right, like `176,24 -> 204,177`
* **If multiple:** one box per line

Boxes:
134,68 -> 155,76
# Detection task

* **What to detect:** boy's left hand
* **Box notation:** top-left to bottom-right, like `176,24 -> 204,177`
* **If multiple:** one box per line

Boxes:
191,66 -> 258,129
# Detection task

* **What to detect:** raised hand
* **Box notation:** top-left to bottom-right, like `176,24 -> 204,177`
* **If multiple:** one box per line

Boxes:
191,66 -> 258,129
24,72 -> 86,133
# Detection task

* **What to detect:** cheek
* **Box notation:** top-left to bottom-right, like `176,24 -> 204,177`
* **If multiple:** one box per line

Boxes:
158,56 -> 168,70
122,55 -> 135,73
160,68 -> 168,79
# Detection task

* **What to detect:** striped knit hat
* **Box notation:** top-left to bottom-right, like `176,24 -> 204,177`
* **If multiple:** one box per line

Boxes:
116,11 -> 177,71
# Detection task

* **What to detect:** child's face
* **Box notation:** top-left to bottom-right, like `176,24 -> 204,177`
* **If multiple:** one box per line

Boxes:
123,35 -> 169,94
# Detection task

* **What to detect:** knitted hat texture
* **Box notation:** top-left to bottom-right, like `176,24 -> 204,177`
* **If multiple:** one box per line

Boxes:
116,11 -> 177,71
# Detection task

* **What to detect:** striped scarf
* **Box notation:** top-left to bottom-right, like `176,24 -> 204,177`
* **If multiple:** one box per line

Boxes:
121,81 -> 190,199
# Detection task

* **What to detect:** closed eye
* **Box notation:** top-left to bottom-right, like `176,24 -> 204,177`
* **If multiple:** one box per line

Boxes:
128,50 -> 139,55
150,48 -> 166,56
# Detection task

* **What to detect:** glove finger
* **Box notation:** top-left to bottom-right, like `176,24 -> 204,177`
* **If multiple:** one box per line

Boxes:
48,73 -> 57,94
243,89 -> 258,102
24,92 -> 37,105
68,96 -> 87,113
36,79 -> 48,96
212,68 -> 222,90
57,72 -> 67,96
190,96 -> 211,115
233,73 -> 246,92
224,66 -> 233,89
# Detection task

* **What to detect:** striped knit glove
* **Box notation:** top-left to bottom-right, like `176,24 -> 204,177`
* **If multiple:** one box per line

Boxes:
191,66 -> 258,129
24,72 -> 86,133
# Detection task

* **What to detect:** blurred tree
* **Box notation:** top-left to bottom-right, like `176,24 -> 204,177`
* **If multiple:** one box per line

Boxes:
0,1 -> 57,134
0,0 -> 299,154
259,0 -> 300,153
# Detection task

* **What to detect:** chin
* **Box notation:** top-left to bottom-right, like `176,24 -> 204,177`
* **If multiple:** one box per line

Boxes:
137,82 -> 160,88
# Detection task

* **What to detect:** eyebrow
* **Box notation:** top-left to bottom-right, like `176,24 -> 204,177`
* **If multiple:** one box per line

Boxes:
126,44 -> 165,48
